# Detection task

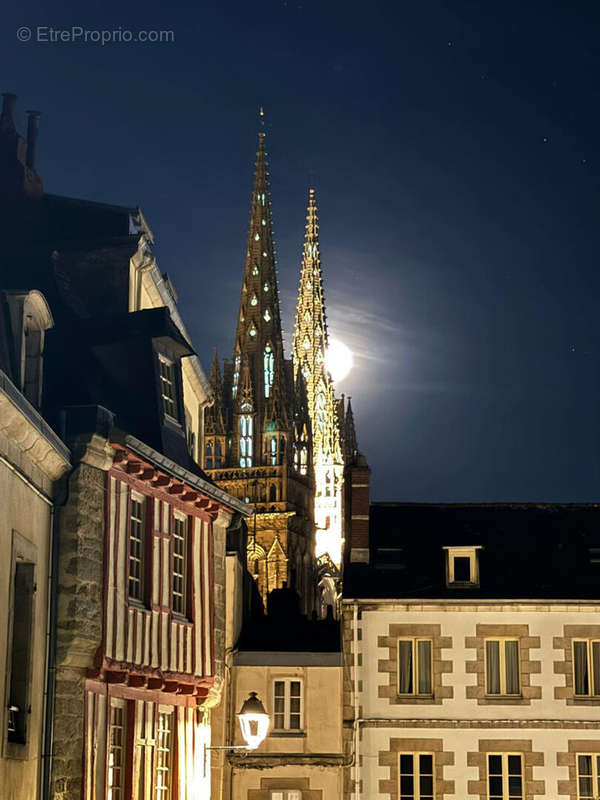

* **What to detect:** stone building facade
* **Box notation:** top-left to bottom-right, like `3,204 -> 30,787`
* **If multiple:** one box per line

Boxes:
342,501 -> 600,800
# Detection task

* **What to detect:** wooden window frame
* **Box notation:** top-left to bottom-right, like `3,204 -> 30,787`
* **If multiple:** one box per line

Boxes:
269,791 -> 303,800
397,638 -> 434,697
272,678 -> 304,733
486,752 -> 524,800
154,708 -> 175,800
573,639 -> 600,697
107,699 -> 127,800
171,513 -> 189,619
128,492 -> 147,604
576,752 -> 600,799
397,751 -> 435,800
484,638 -> 521,697
444,545 -> 482,587
158,355 -> 180,423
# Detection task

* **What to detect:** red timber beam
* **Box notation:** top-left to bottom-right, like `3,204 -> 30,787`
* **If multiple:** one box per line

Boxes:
109,443 -> 223,521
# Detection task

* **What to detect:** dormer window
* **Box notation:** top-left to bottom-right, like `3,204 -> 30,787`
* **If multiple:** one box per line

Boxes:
158,355 -> 180,422
444,546 -> 481,587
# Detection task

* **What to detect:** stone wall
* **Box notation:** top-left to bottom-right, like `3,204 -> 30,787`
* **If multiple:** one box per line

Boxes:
51,460 -> 106,800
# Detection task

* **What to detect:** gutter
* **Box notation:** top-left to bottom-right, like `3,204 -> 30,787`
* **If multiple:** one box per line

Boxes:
123,434 -> 251,516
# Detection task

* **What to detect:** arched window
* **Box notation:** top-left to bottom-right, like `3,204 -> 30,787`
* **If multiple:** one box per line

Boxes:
293,442 -> 300,471
232,355 -> 240,399
279,437 -> 285,466
215,440 -> 223,468
239,405 -> 253,467
325,470 -> 332,497
270,436 -> 277,466
300,445 -> 308,475
205,440 -> 213,469
264,344 -> 274,398
269,484 -> 277,502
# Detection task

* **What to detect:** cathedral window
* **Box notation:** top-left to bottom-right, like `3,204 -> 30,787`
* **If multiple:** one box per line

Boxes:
325,470 -> 332,497
250,294 -> 258,306
262,251 -> 268,258
270,436 -> 277,466
269,484 -> 277,502
252,264 -> 259,275
303,336 -> 310,351
239,409 -> 253,467
264,282 -> 269,292
260,193 -> 265,206
215,440 -> 223,468
264,344 -> 274,398
302,365 -> 310,379
304,310 -> 311,323
249,325 -> 257,338
205,440 -> 213,469
232,355 -> 241,398
264,309 -> 271,322
293,442 -> 300,471
300,445 -> 308,475
306,280 -> 312,290
262,218 -> 266,226
254,233 -> 260,241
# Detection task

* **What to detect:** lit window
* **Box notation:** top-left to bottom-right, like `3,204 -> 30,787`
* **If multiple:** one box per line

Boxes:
128,496 -> 145,602
155,711 -> 174,800
172,516 -> 188,616
232,355 -> 240,399
397,639 -> 432,696
300,445 -> 308,475
487,753 -> 523,800
249,325 -> 257,338
303,336 -> 310,351
444,546 -> 481,587
260,193 -> 266,206
264,344 -> 274,397
273,679 -> 302,731
240,410 -> 253,467
158,356 -> 179,421
306,280 -> 312,290
262,251 -> 268,257
577,754 -> 600,799
304,310 -> 311,323
264,309 -> 271,322
316,387 -> 326,431
107,703 -> 126,800
573,640 -> 600,696
302,365 -> 310,379
270,436 -> 277,466
398,753 -> 434,800
251,294 -> 258,306
485,639 -> 520,695
262,219 -> 266,226
254,233 -> 260,241
252,264 -> 259,275
264,282 -> 269,292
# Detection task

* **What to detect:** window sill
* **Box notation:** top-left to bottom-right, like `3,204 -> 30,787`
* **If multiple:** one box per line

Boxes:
171,613 -> 193,626
269,731 -> 306,738
128,599 -> 151,613
572,695 -> 600,702
484,694 -> 522,699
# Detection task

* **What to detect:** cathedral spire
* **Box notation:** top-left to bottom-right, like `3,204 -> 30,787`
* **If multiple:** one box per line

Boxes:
205,348 -> 225,436
344,396 -> 359,463
231,121 -> 285,436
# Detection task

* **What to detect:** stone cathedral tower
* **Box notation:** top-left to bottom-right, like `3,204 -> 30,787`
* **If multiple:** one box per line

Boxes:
292,189 -> 344,566
203,119 -> 315,609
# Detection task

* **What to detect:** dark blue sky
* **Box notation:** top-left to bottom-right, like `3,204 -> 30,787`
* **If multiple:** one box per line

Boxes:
5,1 -> 600,501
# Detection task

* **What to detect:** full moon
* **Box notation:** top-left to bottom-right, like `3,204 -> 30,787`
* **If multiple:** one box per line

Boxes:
325,338 -> 354,383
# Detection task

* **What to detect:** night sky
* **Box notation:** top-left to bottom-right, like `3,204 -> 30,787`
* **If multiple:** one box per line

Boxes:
4,1 -> 600,501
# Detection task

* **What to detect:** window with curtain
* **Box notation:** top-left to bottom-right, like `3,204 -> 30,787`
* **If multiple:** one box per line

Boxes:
577,754 -> 600,799
107,702 -> 126,800
573,640 -> 600,696
487,753 -> 523,800
398,753 -> 434,800
397,639 -> 432,696
485,639 -> 520,695
128,495 -> 146,602
273,679 -> 302,731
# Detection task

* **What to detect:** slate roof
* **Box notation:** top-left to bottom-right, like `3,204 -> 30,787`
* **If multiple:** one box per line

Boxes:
343,502 -> 600,600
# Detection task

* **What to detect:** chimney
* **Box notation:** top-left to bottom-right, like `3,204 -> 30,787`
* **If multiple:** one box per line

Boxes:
346,453 -> 371,564
0,92 -> 17,134
25,110 -> 41,169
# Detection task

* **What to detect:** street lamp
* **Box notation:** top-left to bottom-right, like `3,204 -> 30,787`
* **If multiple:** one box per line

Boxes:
237,691 -> 270,750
